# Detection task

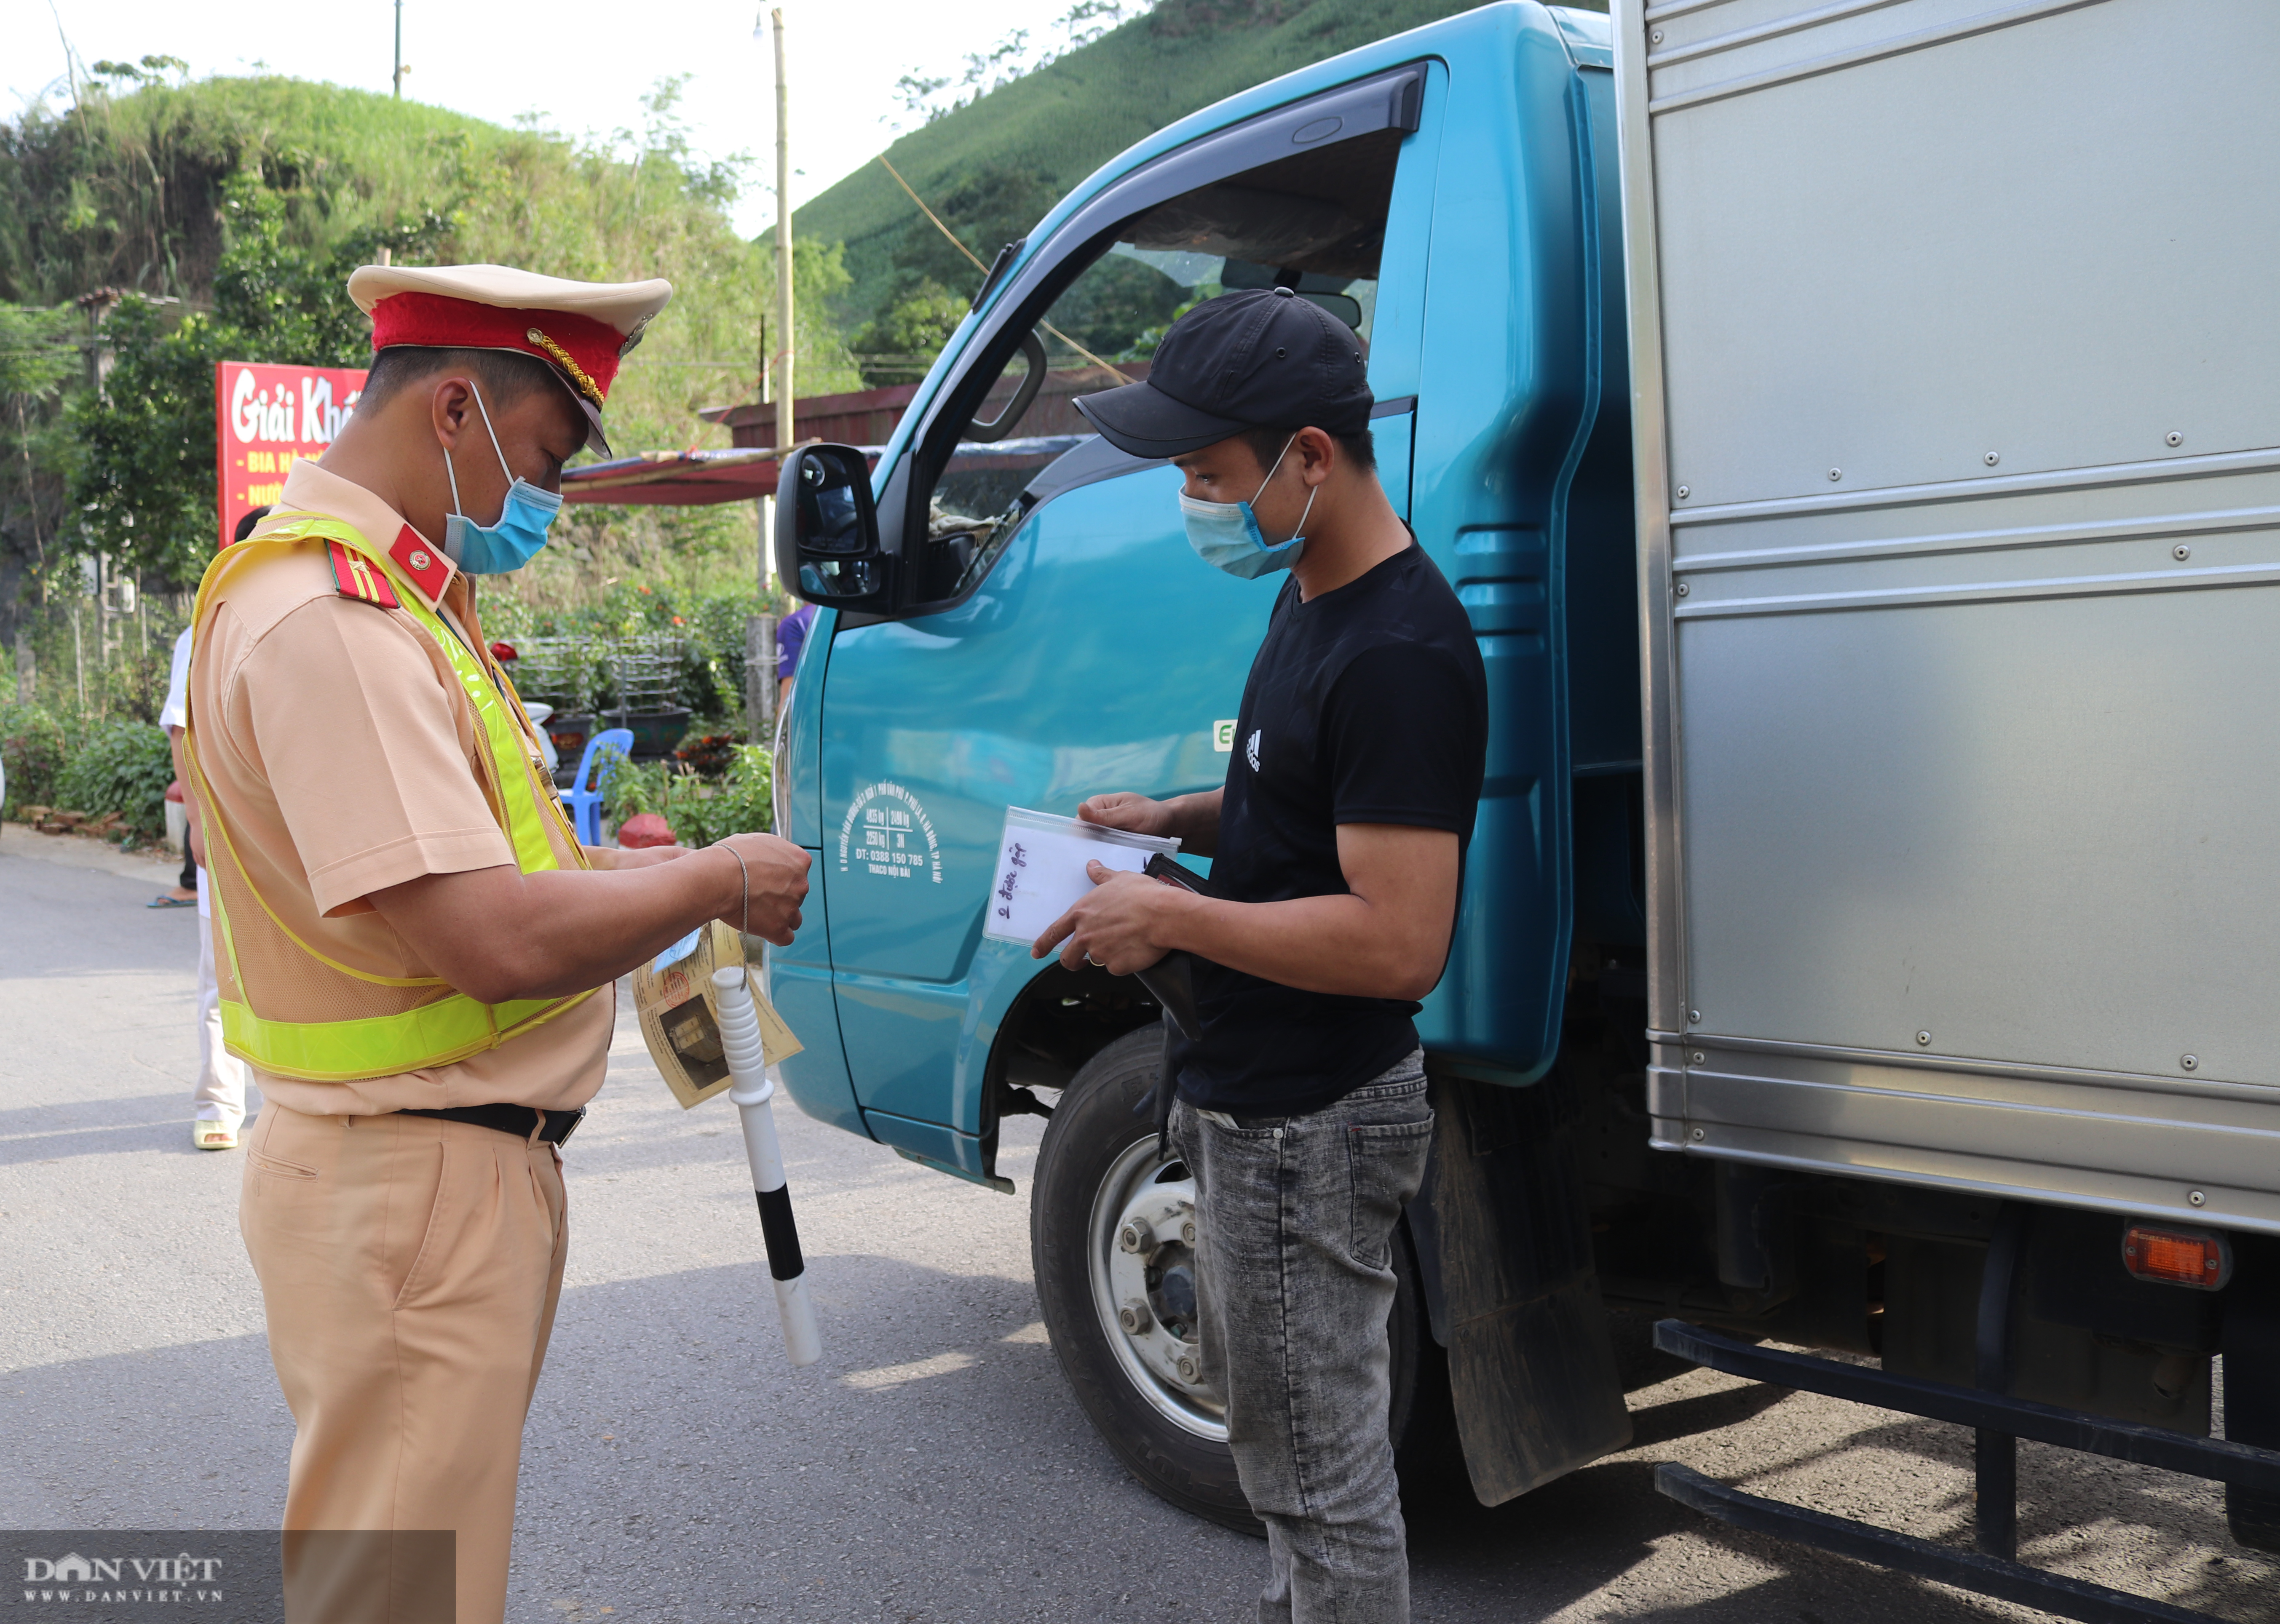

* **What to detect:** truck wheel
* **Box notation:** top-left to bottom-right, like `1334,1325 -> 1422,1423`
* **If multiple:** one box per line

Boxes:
1031,1024 -> 1447,1533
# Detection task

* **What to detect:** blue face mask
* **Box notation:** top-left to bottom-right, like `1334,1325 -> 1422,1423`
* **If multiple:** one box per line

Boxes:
1178,434 -> 1317,580
441,382 -> 564,575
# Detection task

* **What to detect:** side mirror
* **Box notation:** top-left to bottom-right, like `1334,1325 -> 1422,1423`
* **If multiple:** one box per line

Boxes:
774,443 -> 891,609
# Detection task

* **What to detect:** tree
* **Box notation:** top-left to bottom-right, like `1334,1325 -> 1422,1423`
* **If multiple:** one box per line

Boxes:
64,296 -> 217,589
841,163 -> 1061,386
850,280 -> 967,387
0,304 -> 79,627
5,68 -> 868,610
0,305 -> 79,398
211,176 -> 450,366
1048,252 -> 1185,361
886,164 -> 1061,302
65,174 -> 454,588
891,3 -> 1151,129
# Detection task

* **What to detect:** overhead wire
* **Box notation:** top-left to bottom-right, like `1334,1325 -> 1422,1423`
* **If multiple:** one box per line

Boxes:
874,155 -> 1134,386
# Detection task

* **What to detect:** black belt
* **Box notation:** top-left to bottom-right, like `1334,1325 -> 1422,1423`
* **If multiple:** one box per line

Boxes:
397,1103 -> 585,1145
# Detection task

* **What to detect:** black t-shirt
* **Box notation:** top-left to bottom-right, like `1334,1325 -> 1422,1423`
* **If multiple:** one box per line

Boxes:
1170,543 -> 1488,1116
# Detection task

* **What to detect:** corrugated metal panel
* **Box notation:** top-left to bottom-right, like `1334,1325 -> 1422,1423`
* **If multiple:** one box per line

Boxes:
1616,0 -> 2280,1231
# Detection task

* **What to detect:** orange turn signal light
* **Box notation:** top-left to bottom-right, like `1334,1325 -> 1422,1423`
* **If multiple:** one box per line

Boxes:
2121,1224 -> 2232,1291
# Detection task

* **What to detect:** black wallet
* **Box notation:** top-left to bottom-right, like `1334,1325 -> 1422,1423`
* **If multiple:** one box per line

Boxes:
1132,853 -> 1210,1041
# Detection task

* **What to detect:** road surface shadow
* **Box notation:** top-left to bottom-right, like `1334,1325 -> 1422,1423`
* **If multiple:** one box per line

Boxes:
1623,1373 -> 1795,1449
1406,1459 -> 2026,1622
0,1094 -> 224,1167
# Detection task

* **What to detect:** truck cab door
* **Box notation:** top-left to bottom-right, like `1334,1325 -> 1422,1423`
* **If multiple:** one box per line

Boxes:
811,64 -> 1447,1178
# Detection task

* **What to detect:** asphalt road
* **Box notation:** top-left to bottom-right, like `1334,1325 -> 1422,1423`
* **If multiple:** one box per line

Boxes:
3,826 -> 2275,1623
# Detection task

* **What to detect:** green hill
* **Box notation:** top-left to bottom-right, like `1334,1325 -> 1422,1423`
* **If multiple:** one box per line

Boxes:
0,70 -> 858,441
797,0 -> 1576,332
1,74 -> 497,304
0,68 -> 853,609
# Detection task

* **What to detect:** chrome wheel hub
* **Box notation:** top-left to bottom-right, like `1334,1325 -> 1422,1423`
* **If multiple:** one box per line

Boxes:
1088,1134 -> 1225,1439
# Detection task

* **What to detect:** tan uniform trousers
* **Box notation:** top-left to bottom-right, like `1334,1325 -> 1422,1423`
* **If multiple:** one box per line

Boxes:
242,1103 -> 569,1624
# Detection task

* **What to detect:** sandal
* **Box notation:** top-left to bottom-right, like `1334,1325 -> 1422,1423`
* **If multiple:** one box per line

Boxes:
149,893 -> 197,909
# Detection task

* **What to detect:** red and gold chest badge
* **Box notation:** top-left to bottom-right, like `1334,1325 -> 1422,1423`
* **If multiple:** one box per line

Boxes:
386,524 -> 454,603
326,541 -> 400,609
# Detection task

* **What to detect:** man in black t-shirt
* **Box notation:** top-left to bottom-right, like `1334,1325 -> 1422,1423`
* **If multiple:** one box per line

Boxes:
1038,289 -> 1487,1624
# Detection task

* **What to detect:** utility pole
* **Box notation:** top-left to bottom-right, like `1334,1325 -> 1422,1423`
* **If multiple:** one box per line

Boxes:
755,307 -> 769,590
393,0 -> 407,99
772,7 -> 795,452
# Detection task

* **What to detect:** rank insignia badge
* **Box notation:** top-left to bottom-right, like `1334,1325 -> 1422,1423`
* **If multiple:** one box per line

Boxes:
327,541 -> 401,609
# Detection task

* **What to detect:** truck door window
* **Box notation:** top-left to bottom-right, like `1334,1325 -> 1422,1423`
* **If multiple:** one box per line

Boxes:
921,126 -> 1405,603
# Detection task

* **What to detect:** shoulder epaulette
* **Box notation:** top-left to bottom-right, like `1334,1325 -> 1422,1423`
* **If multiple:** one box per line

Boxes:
327,541 -> 400,609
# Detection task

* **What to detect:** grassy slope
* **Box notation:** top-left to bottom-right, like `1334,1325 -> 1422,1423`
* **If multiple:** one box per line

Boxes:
0,77 -> 519,303
796,0 -> 1532,322
2,74 -> 827,602
0,74 -> 865,438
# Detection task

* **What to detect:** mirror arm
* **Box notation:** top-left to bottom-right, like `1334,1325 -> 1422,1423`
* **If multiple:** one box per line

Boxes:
876,454 -> 914,603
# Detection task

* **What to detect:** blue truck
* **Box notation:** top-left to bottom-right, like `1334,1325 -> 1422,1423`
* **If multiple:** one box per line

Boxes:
764,3 -> 2280,1613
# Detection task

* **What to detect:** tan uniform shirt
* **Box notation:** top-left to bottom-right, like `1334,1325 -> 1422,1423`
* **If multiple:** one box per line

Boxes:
188,458 -> 613,1116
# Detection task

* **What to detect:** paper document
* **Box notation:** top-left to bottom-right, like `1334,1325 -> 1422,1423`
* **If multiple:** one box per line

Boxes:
629,920 -> 804,1110
984,806 -> 1180,944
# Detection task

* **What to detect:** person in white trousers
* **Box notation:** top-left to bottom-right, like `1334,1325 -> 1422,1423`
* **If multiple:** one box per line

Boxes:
159,620 -> 257,1150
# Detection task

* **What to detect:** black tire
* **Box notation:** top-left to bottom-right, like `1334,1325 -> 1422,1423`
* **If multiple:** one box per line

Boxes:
1031,1026 -> 1451,1533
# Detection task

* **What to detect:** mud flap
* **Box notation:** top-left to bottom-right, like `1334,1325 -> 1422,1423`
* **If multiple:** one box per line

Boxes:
1408,1068 -> 1633,1504
2223,1232 -> 2280,1552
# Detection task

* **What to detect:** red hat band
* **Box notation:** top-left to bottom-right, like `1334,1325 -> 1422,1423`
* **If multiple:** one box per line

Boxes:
367,292 -> 624,408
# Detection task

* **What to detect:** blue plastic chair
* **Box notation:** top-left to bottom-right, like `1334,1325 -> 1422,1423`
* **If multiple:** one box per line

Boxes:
561,728 -> 635,847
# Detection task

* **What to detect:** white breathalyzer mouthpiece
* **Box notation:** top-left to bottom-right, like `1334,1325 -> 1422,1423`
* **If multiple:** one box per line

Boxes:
714,965 -> 822,1368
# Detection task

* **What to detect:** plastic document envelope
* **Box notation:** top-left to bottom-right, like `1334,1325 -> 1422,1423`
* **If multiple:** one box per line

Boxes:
983,806 -> 1180,944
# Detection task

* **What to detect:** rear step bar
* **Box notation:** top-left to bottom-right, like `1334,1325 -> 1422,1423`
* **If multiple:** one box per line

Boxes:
1651,1315 -> 2280,1624
1656,1462 -> 2206,1624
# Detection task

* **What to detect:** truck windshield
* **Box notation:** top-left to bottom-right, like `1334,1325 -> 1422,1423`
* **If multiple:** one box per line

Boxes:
928,126 -> 1402,594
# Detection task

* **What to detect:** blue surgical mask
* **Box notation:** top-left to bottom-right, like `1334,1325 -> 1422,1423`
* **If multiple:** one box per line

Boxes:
1178,434 -> 1317,580
441,382 -> 564,575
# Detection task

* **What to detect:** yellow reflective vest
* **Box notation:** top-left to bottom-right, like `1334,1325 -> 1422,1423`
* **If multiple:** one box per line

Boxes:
183,511 -> 598,1083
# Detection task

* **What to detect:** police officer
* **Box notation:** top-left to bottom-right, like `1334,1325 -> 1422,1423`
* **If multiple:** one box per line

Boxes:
184,264 -> 811,1622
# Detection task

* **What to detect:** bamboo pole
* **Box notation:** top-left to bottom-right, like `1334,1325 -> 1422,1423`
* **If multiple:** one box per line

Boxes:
772,8 -> 794,453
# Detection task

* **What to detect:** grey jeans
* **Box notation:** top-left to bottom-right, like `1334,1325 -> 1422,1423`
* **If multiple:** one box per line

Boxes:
1173,1050 -> 1434,1624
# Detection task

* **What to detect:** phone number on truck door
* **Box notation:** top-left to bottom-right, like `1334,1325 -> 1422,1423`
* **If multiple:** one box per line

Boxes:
836,781 -> 943,883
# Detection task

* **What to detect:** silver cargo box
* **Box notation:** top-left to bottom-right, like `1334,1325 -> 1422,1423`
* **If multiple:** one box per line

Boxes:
1611,0 -> 2280,1235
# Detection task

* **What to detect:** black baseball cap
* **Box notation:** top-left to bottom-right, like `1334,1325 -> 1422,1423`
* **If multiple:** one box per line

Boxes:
1074,287 -> 1373,458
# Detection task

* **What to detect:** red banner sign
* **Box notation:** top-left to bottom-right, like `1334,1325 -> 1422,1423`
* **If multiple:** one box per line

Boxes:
213,361 -> 369,549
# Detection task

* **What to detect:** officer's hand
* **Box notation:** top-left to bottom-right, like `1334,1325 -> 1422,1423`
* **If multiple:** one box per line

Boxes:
1032,860 -> 1190,975
1077,792 -> 1172,839
714,833 -> 811,946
